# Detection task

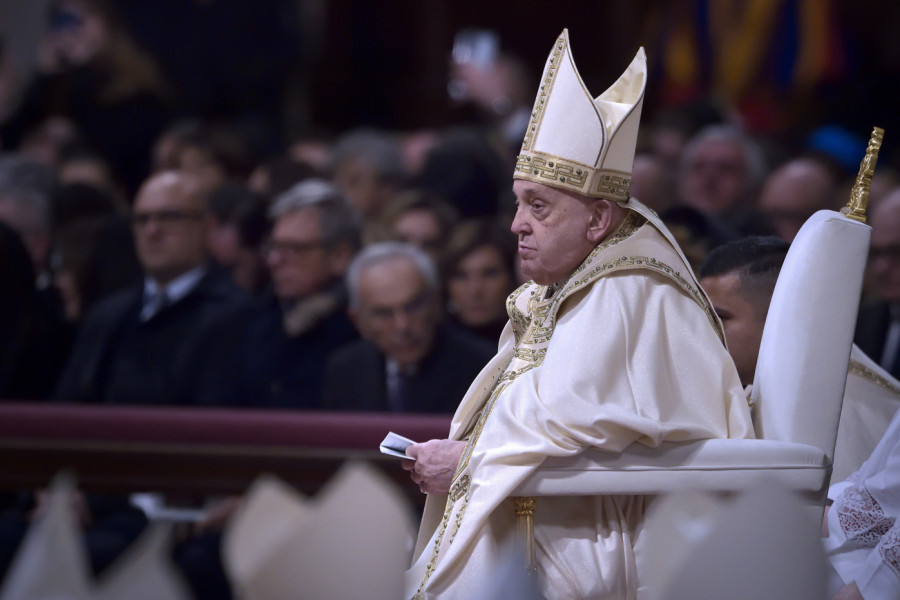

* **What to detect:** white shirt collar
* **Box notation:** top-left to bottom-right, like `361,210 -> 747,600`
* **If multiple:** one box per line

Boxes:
141,266 -> 207,320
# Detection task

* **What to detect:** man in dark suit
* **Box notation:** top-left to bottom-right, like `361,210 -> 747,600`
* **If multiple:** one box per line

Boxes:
322,242 -> 495,414
224,179 -> 361,408
55,169 -> 250,405
856,191 -> 900,380
47,169 -> 248,599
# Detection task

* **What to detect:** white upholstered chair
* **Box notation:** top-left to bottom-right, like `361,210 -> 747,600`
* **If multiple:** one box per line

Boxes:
512,129 -> 883,542
639,485 -> 828,600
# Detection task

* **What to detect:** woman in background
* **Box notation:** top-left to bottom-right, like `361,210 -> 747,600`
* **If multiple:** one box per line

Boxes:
442,218 -> 516,343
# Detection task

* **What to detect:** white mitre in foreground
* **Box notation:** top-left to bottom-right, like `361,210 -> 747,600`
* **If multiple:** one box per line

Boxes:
0,473 -> 189,600
223,462 -> 416,600
514,28 -> 646,202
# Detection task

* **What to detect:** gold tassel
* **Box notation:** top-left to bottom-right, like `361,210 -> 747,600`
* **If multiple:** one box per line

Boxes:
513,496 -> 537,572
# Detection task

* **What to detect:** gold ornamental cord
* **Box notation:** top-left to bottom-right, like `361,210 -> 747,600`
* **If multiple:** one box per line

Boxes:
841,127 -> 884,224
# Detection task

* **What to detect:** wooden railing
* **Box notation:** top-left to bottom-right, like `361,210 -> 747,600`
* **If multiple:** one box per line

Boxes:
0,403 -> 450,506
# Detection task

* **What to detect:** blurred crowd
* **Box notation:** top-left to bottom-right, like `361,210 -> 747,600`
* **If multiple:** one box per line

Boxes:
1,0 -> 899,409
3,1 -> 900,598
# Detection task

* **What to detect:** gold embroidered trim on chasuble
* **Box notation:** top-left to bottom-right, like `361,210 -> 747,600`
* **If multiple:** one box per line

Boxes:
506,282 -> 532,345
849,360 -> 900,396
413,210 -> 716,597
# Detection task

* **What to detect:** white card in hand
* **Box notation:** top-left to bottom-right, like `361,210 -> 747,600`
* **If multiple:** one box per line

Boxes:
380,431 -> 417,460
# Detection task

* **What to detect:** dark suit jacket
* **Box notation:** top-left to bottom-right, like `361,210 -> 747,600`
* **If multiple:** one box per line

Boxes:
223,293 -> 359,409
855,301 -> 899,378
321,323 -> 496,414
55,266 -> 252,406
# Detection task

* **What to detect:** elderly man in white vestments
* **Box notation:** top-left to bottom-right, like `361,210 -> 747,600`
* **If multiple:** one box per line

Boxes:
402,30 -> 754,600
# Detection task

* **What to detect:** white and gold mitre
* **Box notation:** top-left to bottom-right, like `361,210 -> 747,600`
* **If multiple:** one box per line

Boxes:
513,29 -> 646,201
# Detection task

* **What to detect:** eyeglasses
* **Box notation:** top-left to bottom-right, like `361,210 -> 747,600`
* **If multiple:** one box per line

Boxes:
364,293 -> 432,324
262,238 -> 325,259
131,210 -> 205,227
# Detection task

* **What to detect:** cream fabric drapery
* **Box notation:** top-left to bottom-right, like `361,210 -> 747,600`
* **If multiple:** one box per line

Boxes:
407,200 -> 754,600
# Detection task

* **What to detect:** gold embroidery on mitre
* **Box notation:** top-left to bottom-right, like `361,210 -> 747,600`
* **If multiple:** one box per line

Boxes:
514,151 -> 633,201
513,31 -> 645,203
520,36 -> 566,153
515,153 -> 589,189
595,173 -> 631,200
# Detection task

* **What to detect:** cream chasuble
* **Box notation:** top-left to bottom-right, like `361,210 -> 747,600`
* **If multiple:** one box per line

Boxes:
406,199 -> 754,600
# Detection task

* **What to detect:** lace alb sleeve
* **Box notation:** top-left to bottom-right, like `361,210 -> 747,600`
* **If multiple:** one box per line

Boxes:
836,485 -> 893,548
836,485 -> 900,598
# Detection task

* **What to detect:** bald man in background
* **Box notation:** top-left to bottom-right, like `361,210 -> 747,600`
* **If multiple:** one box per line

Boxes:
56,170 -> 251,405
757,156 -> 839,242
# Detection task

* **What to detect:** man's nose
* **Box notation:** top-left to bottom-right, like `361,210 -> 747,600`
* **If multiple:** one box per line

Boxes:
142,219 -> 163,237
511,207 -> 529,235
391,310 -> 412,332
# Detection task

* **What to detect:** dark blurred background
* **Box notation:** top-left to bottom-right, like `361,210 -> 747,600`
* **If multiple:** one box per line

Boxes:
4,0 -> 899,158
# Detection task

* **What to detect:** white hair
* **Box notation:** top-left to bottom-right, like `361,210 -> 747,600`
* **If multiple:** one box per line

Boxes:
346,242 -> 439,309
269,178 -> 344,218
268,178 -> 362,250
331,129 -> 406,184
0,154 -> 58,233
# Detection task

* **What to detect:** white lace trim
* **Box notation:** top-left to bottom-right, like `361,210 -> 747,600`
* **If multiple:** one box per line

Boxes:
836,486 -> 893,548
877,524 -> 900,580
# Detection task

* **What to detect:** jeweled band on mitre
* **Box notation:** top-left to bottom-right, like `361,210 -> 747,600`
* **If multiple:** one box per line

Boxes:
514,151 -> 631,201
511,29 -> 645,203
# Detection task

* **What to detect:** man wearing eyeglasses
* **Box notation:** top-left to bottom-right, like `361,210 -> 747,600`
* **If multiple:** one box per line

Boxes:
55,170 -> 250,405
856,191 -> 900,380
321,242 -> 494,414
222,179 -> 362,408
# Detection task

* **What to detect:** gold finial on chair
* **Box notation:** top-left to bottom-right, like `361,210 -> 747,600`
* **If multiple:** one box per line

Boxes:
841,127 -> 885,223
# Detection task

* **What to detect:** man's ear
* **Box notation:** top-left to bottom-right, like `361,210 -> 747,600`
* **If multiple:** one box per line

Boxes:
586,199 -> 618,244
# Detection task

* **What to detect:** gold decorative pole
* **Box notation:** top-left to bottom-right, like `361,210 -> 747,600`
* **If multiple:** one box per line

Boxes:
513,496 -> 537,572
841,127 -> 885,223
